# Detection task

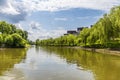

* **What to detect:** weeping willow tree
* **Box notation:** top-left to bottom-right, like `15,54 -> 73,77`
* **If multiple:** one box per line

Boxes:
109,6 -> 120,38
78,6 -> 120,48
79,27 -> 90,46
36,6 -> 120,48
97,14 -> 114,45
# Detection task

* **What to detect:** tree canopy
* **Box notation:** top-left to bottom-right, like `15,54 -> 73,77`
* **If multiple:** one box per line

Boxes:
36,6 -> 120,48
0,21 -> 28,48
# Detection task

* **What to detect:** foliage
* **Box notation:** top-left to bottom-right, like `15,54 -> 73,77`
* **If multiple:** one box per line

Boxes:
0,34 -> 3,46
36,6 -> 120,48
0,21 -> 28,48
5,35 -> 13,46
36,34 -> 77,46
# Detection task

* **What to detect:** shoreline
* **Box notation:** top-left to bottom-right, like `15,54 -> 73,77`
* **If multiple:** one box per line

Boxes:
71,46 -> 120,56
1,45 -> 120,56
38,46 -> 120,56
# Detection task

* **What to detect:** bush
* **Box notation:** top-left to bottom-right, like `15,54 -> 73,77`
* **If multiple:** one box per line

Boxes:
4,34 -> 27,47
5,35 -> 13,47
0,34 -> 3,46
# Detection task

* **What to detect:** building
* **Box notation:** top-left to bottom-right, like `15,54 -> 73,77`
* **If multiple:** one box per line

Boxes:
67,30 -> 78,35
90,25 -> 93,28
77,27 -> 84,34
77,27 -> 84,32
64,26 -> 89,36
64,33 -> 68,36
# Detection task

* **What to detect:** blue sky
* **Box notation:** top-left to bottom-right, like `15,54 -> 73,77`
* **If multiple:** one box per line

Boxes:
27,8 -> 103,30
0,0 -> 120,40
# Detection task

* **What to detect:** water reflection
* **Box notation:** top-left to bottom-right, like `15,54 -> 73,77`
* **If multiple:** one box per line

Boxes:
0,48 -> 27,75
0,46 -> 120,80
12,46 -> 94,80
40,47 -> 120,80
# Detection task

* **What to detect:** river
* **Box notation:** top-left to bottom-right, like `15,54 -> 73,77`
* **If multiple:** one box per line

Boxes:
0,46 -> 120,80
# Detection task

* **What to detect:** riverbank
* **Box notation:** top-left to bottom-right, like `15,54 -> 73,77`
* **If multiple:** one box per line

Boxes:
70,47 -> 120,56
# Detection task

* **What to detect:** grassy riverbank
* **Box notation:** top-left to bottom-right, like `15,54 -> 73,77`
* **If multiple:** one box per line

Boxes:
71,47 -> 120,56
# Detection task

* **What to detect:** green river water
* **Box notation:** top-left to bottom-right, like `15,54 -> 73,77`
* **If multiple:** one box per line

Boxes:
0,46 -> 120,80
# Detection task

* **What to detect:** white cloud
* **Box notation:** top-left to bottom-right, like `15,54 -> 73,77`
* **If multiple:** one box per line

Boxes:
0,0 -> 120,23
0,0 -> 28,23
54,18 -> 68,21
28,28 -> 66,41
0,0 -> 20,15
1,0 -> 119,14
28,22 -> 66,41
15,23 -> 23,30
77,15 -> 103,20
1,0 -> 120,40
28,30 -> 34,35
29,21 -> 42,30
18,0 -> 120,12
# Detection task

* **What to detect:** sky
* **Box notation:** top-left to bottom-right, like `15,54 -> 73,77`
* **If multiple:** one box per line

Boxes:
0,0 -> 120,41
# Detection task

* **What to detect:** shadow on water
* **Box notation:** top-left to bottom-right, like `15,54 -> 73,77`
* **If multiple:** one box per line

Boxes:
39,46 -> 120,80
0,48 -> 27,75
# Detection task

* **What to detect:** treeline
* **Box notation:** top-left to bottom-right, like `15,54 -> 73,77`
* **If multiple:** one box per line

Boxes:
36,34 -> 77,46
0,21 -> 28,48
36,6 -> 120,48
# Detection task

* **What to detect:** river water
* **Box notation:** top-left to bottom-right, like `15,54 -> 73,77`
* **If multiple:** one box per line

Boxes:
0,46 -> 120,80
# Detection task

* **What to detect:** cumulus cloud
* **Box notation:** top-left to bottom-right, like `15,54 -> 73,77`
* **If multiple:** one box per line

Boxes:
0,0 -> 120,40
28,29 -> 66,41
0,0 -> 19,15
28,22 -> 66,41
0,11 -> 27,23
0,0 -> 28,23
18,0 -> 120,12
29,21 -> 42,30
0,0 -> 120,23
15,23 -> 23,30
